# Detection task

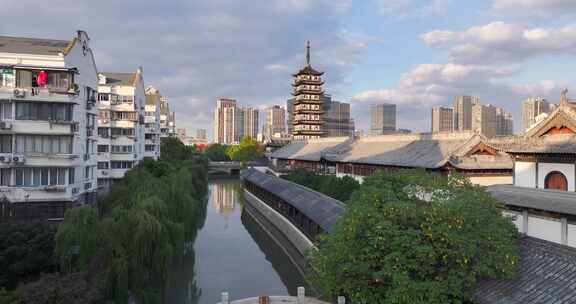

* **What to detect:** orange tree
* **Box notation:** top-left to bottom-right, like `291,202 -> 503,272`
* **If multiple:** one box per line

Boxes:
308,170 -> 519,304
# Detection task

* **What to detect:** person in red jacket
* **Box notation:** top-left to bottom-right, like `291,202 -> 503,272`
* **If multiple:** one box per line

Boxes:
37,70 -> 47,87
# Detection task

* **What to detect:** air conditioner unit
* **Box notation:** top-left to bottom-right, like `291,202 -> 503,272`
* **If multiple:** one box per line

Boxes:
0,154 -> 10,163
0,121 -> 12,130
12,155 -> 24,163
13,89 -> 25,98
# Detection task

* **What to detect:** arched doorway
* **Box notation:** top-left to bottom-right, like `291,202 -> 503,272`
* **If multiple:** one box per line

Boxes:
544,171 -> 568,191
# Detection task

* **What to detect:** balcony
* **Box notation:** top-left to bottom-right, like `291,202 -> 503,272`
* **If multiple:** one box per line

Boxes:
0,87 -> 77,103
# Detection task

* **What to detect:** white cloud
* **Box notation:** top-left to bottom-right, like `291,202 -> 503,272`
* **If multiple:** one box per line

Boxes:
376,0 -> 450,19
421,22 -> 576,64
0,0 -> 367,139
492,0 -> 576,12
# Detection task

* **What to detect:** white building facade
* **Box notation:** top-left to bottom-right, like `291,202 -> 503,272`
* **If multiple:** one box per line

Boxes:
0,31 -> 99,220
97,69 -> 146,190
144,86 -> 162,160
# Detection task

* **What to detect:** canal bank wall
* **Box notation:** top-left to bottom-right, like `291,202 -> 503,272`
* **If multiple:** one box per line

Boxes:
242,190 -> 315,278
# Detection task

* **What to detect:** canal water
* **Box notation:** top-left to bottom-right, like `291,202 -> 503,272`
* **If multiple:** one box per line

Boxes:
164,179 -> 307,304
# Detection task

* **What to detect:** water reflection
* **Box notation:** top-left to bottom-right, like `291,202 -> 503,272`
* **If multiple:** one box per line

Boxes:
164,180 -> 306,304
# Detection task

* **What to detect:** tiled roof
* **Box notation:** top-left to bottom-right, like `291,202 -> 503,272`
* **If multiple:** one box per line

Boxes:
272,133 -> 513,170
487,185 -> 576,215
475,237 -> 576,304
271,137 -> 350,162
99,72 -> 137,86
293,65 -> 323,76
241,168 -> 345,232
489,135 -> 576,154
0,35 -> 71,56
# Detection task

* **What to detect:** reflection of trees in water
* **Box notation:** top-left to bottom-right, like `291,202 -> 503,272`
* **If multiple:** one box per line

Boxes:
240,207 -> 309,297
165,248 -> 201,304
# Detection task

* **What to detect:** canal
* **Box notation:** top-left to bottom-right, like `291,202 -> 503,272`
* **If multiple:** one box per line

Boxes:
164,179 -> 308,304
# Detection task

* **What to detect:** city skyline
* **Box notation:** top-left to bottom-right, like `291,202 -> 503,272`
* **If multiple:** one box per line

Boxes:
4,1 -> 576,140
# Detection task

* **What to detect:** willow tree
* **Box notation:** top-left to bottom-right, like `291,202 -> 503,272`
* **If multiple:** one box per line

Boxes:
308,170 -> 519,304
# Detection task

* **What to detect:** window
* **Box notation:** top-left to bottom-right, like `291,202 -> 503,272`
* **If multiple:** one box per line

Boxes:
111,161 -> 133,169
111,128 -> 135,136
46,72 -> 72,91
97,145 -> 109,153
0,168 -> 10,186
0,102 -> 12,120
98,127 -> 109,138
0,70 -> 15,87
111,111 -> 138,121
98,162 -> 109,169
15,167 -> 67,186
98,93 -> 109,101
15,102 -> 72,121
0,135 -> 11,153
15,135 -> 72,154
145,145 -> 155,152
99,110 -> 110,120
111,145 -> 133,154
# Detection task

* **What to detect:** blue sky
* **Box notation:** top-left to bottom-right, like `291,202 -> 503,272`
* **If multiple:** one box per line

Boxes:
1,0 -> 576,137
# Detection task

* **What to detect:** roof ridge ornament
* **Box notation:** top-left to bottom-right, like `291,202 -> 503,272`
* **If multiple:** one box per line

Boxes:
306,40 -> 311,66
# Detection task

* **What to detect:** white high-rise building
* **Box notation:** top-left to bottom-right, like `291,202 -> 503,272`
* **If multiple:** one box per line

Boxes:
453,96 -> 480,131
522,97 -> 553,132
431,106 -> 454,133
370,103 -> 396,135
144,86 -> 162,160
159,96 -> 176,139
242,107 -> 259,140
97,69 -> 146,190
263,105 -> 286,139
0,31 -> 99,220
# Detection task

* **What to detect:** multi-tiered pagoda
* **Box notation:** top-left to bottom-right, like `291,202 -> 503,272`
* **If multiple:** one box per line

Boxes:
291,41 -> 325,140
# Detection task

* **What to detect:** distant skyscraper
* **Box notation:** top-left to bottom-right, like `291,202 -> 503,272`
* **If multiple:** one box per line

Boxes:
453,96 -> 480,131
291,41 -> 325,140
176,128 -> 187,142
196,128 -> 207,140
522,97 -> 552,132
286,98 -> 295,135
496,107 -> 514,136
431,106 -> 454,133
472,104 -> 498,138
370,103 -> 396,135
214,98 -> 243,144
264,105 -> 286,139
324,97 -> 354,137
242,107 -> 259,140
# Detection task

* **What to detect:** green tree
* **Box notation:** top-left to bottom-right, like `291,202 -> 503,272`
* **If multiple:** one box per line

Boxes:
226,137 -> 258,166
284,169 -> 360,202
203,144 -> 230,162
308,170 -> 519,304
0,223 -> 58,290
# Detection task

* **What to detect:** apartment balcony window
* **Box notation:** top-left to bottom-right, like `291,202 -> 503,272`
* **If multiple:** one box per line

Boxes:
15,135 -> 72,154
0,168 -> 10,186
145,145 -> 156,152
15,167 -> 67,187
98,127 -> 110,138
0,135 -> 11,153
16,70 -> 73,92
99,110 -> 110,120
111,161 -> 133,169
0,69 -> 15,88
111,145 -> 133,154
97,162 -> 109,170
98,93 -> 109,101
97,145 -> 109,153
111,111 -> 138,121
0,102 -> 12,121
111,128 -> 135,136
15,102 -> 72,121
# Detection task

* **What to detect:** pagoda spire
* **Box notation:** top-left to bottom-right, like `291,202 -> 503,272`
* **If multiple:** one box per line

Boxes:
306,40 -> 311,66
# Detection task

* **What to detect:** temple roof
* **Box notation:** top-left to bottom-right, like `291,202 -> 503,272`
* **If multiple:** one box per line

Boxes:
475,237 -> 576,304
293,65 -> 324,76
272,133 -> 513,171
487,185 -> 576,215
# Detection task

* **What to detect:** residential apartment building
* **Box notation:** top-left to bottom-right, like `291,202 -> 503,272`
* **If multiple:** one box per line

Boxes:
370,103 -> 396,135
214,98 -> 248,144
263,105 -> 286,139
286,98 -> 295,136
325,98 -> 354,137
144,86 -> 162,160
496,107 -> 514,136
431,106 -> 453,133
196,128 -> 207,141
159,96 -> 176,138
472,104 -> 497,138
0,31 -> 99,220
453,95 -> 480,131
97,69 -> 146,190
522,97 -> 554,132
242,107 -> 259,140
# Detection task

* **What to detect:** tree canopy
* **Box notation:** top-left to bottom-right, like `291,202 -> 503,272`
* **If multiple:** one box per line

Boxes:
308,170 -> 519,304
284,169 -> 360,203
203,143 -> 231,162
225,136 -> 259,166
